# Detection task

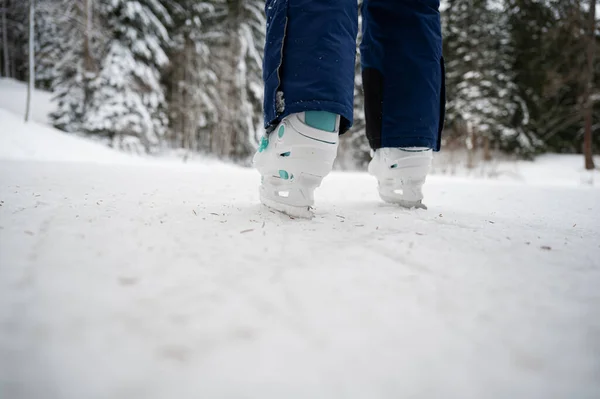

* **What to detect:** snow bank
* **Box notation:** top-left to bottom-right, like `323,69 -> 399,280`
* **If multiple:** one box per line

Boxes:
432,148 -> 599,187
0,78 -> 55,125
517,154 -> 599,186
0,108 -> 135,164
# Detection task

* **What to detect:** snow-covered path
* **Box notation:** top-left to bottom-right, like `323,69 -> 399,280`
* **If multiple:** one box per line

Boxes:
1,157 -> 599,399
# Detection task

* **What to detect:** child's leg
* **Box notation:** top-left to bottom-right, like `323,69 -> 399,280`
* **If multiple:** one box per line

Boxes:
361,0 -> 444,208
256,0 -> 359,217
262,0 -> 358,134
361,0 -> 444,151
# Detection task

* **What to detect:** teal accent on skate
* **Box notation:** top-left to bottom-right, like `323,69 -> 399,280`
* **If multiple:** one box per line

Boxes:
280,151 -> 291,157
305,111 -> 337,132
278,170 -> 289,180
258,136 -> 269,152
278,125 -> 285,138
390,164 -> 398,169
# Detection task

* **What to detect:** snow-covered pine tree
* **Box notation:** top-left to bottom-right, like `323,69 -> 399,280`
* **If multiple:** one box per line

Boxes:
508,0 -> 599,155
84,0 -> 172,153
50,0 -> 99,133
0,0 -> 28,80
207,0 -> 265,161
443,0 -> 533,156
165,0 -> 219,153
34,0 -> 61,90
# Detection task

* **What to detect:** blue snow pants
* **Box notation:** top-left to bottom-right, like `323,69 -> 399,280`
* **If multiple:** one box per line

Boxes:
263,0 -> 445,151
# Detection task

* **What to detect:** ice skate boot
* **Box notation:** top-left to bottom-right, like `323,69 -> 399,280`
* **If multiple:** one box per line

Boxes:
368,147 -> 433,209
253,111 -> 340,218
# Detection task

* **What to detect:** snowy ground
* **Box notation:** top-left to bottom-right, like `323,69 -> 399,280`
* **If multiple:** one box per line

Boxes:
0,78 -> 55,125
1,87 -> 600,398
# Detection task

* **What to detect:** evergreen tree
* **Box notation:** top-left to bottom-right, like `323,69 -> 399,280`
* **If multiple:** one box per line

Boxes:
49,0 -> 98,133
207,0 -> 265,161
443,0 -> 532,156
84,0 -> 172,153
507,0 -> 599,155
0,0 -> 28,80
165,0 -> 220,153
34,0 -> 60,90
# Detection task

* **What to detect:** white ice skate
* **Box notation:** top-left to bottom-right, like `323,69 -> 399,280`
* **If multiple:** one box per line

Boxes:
368,147 -> 433,209
253,111 -> 340,218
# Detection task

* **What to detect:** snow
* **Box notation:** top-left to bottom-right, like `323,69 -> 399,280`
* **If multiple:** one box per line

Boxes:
513,154 -> 599,186
0,78 -> 55,125
1,104 -> 600,398
432,150 -> 600,187
0,108 -> 135,164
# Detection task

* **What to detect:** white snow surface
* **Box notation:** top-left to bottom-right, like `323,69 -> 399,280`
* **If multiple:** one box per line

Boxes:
1,105 -> 600,398
0,109 -> 136,164
0,78 -> 55,125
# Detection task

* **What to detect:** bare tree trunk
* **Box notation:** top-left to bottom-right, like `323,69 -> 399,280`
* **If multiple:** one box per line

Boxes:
212,0 -> 253,160
583,0 -> 596,170
483,135 -> 492,161
24,0 -> 35,122
466,125 -> 476,170
11,46 -> 15,77
2,0 -> 9,77
83,0 -> 94,72
212,26 -> 238,158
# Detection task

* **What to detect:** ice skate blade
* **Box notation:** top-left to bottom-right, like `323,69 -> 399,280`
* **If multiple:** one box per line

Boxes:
379,194 -> 428,210
260,192 -> 314,219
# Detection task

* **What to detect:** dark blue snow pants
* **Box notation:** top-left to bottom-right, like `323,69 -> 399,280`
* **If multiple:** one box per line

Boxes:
263,0 -> 445,151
